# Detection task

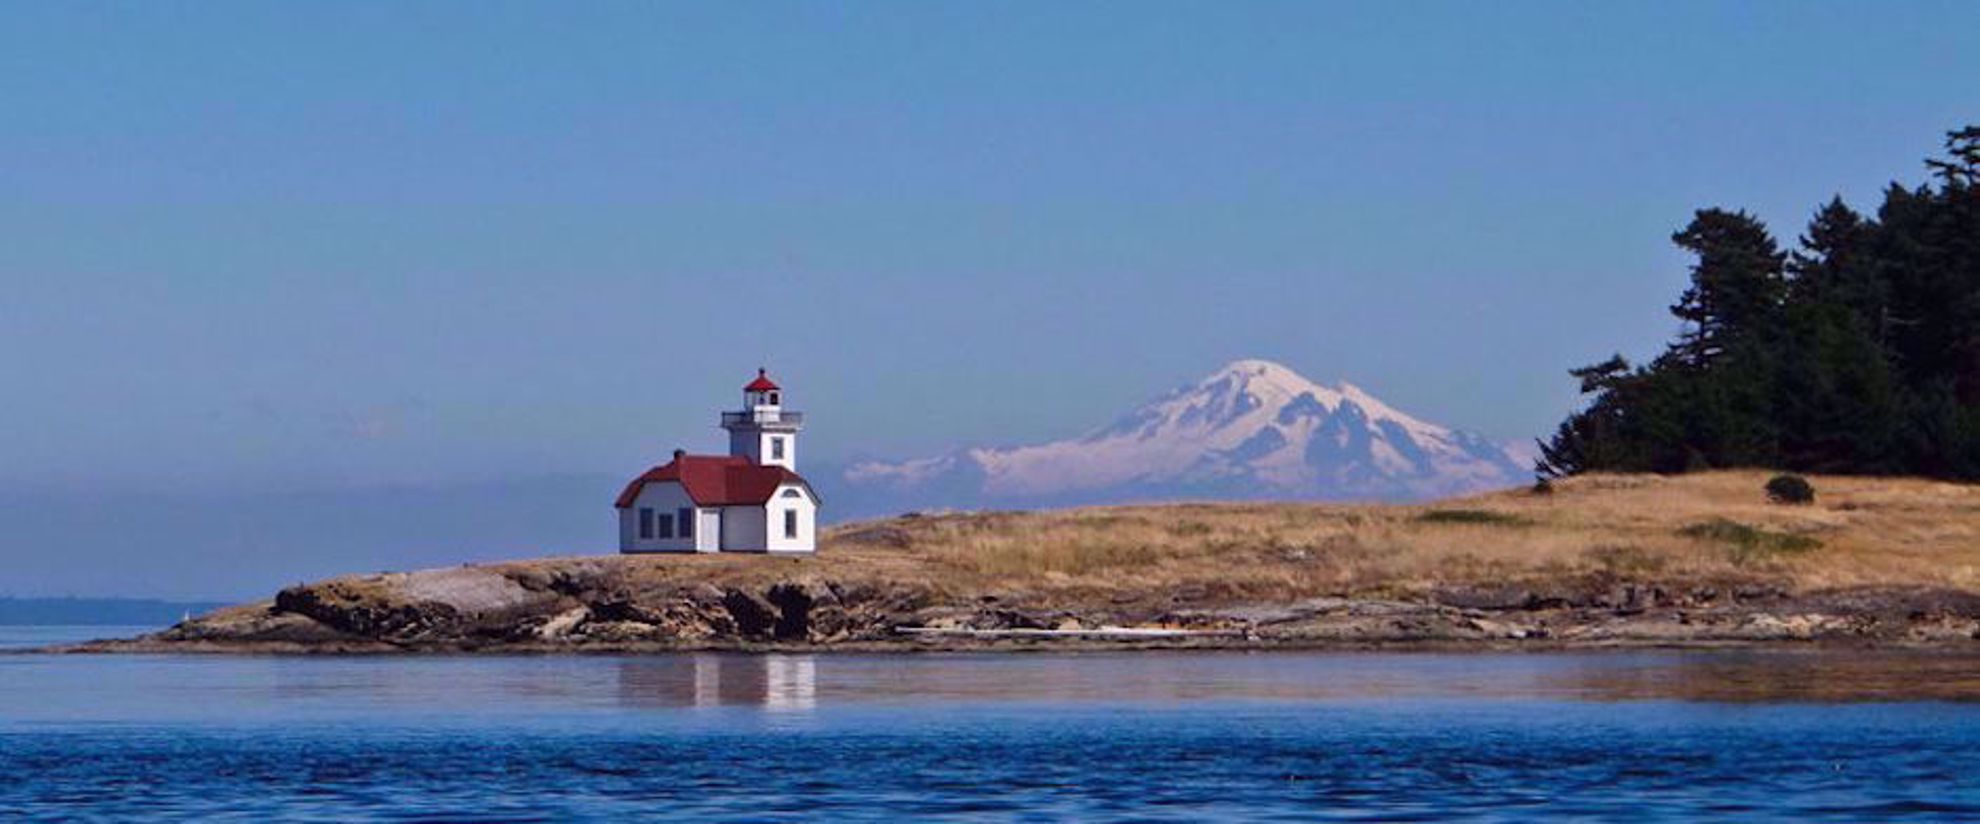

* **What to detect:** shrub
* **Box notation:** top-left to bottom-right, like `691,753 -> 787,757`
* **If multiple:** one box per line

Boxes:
1531,477 -> 1555,496
1678,518 -> 1821,565
1415,509 -> 1531,527
1765,474 -> 1815,505
1166,520 -> 1214,538
1583,544 -> 1666,576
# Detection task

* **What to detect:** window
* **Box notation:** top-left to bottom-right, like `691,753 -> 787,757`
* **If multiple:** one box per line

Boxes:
768,391 -> 780,405
638,508 -> 654,540
656,513 -> 675,539
780,488 -> 802,499
678,508 -> 695,539
784,509 -> 798,539
770,437 -> 785,460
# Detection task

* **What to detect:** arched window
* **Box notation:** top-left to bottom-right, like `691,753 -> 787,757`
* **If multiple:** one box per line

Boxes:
781,488 -> 803,499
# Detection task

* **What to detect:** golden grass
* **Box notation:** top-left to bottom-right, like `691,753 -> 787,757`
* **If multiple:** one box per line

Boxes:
813,471 -> 1980,602
490,471 -> 1980,608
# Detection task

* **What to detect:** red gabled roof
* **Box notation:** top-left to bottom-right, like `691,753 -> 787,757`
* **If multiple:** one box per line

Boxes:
614,454 -> 809,508
744,368 -> 780,392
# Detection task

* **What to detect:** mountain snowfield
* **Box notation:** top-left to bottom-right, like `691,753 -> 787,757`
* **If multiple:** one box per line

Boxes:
837,359 -> 1531,515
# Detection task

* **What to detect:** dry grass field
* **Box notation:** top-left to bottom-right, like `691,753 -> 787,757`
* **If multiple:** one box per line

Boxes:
494,471 -> 1980,609
803,471 -> 1980,606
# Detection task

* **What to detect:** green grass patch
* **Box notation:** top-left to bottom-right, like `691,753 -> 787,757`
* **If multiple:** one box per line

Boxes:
1583,544 -> 1667,576
967,539 -> 1158,576
1414,509 -> 1532,527
1678,518 -> 1822,565
1165,520 -> 1215,538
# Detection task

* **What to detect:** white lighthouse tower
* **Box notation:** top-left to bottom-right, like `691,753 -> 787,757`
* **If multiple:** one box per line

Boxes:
723,368 -> 803,471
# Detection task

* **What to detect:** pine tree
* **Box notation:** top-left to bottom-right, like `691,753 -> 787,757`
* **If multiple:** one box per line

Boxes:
1779,197 -> 1899,471
1789,197 -> 1877,322
1535,356 -> 1633,477
1668,209 -> 1789,368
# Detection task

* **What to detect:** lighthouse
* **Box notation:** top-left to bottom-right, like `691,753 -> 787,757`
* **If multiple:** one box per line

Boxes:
722,368 -> 804,471
613,368 -> 819,553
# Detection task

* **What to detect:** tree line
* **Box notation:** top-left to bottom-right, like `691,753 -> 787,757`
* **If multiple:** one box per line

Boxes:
1539,126 -> 1980,480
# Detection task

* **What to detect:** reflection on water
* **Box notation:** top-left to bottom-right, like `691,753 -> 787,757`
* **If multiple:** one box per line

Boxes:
617,654 -> 817,711
1549,651 -> 1980,703
1,650 -> 1976,730
611,651 -> 1980,710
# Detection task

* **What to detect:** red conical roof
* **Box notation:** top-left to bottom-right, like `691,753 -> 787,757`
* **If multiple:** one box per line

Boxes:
744,368 -> 780,392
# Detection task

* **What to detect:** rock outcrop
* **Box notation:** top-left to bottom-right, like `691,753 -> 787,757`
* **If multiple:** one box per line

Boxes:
85,560 -> 1980,654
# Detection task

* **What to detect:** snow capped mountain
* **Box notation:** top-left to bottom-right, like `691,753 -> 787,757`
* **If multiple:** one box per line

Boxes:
836,359 -> 1529,515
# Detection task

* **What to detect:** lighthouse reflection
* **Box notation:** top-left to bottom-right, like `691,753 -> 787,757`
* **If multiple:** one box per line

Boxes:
616,654 -> 817,711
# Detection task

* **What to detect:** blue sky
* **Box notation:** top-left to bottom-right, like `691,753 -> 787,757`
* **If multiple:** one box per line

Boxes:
3,1 -> 1977,499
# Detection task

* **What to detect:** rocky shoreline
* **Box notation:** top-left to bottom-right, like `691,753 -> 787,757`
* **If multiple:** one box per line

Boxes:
63,560 -> 1980,654
54,471 -> 1980,655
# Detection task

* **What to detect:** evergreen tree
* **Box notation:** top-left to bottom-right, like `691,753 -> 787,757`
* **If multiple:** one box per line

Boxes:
1535,356 -> 1632,477
1779,197 -> 1899,472
1668,209 -> 1788,368
1542,125 -> 1980,482
1789,197 -> 1877,322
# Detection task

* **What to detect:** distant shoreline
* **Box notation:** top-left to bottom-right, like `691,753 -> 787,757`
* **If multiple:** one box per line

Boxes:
0,597 -> 227,627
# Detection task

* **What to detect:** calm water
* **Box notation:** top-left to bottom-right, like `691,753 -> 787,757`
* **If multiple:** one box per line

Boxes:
3,633 -> 1977,821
